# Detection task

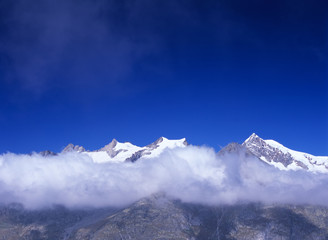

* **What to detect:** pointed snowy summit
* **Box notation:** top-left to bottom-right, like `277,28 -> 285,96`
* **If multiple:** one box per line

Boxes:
243,133 -> 260,143
98,138 -> 118,152
243,133 -> 328,173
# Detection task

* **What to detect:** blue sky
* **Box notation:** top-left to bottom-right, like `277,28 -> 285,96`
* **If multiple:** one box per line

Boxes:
0,0 -> 327,155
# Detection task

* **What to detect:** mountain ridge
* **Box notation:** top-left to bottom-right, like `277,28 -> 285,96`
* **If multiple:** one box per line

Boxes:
242,133 -> 328,173
60,137 -> 188,163
41,134 -> 328,172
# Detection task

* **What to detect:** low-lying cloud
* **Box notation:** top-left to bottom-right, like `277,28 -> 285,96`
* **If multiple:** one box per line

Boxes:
0,146 -> 327,209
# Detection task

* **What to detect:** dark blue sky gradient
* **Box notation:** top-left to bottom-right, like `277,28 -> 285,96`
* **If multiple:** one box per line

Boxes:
0,0 -> 327,154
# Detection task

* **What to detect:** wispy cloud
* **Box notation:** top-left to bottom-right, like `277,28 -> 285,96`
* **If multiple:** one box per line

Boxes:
0,0 -> 163,96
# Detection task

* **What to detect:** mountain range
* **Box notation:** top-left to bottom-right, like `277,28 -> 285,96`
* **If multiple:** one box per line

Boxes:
2,194 -> 328,240
2,134 -> 327,240
54,133 -> 327,173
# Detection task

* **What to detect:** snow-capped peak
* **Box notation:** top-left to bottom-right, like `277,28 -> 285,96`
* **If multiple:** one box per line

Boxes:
141,137 -> 187,159
83,137 -> 188,163
243,133 -> 328,173
244,133 -> 259,142
98,138 -> 118,152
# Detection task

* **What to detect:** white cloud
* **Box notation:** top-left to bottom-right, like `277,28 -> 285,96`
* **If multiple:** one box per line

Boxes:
0,146 -> 327,209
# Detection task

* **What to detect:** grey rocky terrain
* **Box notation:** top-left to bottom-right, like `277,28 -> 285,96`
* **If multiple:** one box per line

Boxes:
242,133 -> 295,167
1,194 -> 328,240
62,144 -> 86,153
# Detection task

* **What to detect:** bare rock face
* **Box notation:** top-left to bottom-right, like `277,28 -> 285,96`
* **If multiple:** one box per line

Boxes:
1,195 -> 328,240
69,194 -> 196,240
39,150 -> 57,157
37,199 -> 328,239
182,138 -> 189,146
146,136 -> 165,149
58,198 -> 328,240
98,139 -> 118,152
62,144 -> 86,153
97,139 -> 125,158
125,149 -> 149,163
242,133 -> 294,167
218,142 -> 254,157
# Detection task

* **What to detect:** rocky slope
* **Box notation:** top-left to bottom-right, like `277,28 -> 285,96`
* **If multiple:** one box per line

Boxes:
242,133 -> 328,173
69,194 -> 328,240
1,195 -> 328,240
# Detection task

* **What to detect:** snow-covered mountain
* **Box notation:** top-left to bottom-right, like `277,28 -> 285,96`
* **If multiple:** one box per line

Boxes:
242,133 -> 328,173
59,134 -> 327,172
62,137 -> 188,163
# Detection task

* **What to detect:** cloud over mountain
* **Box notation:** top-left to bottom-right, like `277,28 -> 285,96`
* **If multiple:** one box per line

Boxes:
0,145 -> 327,209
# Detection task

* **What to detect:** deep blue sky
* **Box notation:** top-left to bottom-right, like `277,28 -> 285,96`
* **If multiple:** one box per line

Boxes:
0,0 -> 327,155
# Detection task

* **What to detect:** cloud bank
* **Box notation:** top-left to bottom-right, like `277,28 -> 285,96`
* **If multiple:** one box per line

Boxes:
0,146 -> 327,209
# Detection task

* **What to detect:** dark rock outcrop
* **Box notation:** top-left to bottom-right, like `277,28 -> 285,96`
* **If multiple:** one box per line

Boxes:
242,133 -> 294,167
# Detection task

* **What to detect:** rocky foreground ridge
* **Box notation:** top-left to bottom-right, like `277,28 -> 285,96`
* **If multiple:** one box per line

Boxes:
1,194 -> 328,240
